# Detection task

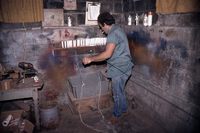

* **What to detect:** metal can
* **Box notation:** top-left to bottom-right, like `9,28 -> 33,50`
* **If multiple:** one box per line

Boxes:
34,76 -> 39,84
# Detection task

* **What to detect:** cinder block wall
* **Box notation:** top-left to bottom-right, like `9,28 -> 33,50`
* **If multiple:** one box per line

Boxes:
124,12 -> 200,133
0,0 -> 200,132
0,0 -> 129,104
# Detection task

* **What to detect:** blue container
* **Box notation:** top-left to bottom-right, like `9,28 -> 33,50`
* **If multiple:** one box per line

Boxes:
39,102 -> 59,129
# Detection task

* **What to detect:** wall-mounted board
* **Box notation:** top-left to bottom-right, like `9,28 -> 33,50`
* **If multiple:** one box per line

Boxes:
42,9 -> 64,27
85,2 -> 101,25
63,0 -> 77,10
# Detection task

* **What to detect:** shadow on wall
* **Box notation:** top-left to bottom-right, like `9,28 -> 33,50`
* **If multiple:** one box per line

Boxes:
36,29 -> 92,101
127,29 -> 200,132
127,31 -> 171,78
39,44 -> 76,93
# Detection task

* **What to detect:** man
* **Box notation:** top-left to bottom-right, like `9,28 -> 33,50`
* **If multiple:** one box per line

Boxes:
82,12 -> 134,124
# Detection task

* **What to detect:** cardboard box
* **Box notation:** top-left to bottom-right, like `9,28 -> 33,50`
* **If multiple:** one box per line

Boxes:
0,79 -> 13,90
0,110 -> 23,133
0,110 -> 34,133
10,73 -> 19,81
19,120 -> 34,133
5,69 -> 20,81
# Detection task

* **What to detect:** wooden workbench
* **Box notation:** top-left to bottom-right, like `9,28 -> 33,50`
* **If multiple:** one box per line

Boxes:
0,74 -> 44,130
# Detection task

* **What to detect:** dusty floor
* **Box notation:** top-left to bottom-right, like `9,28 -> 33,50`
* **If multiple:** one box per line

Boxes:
0,99 -> 167,133
37,101 -> 167,133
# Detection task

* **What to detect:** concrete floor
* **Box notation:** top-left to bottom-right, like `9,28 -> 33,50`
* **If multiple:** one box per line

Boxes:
0,95 -> 167,133
37,102 -> 167,133
0,100 -> 167,133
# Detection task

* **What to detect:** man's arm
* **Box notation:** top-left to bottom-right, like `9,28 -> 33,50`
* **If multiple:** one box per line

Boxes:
82,43 -> 116,65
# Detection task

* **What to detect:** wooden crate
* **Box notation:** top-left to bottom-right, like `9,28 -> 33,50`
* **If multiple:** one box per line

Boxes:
67,90 -> 111,115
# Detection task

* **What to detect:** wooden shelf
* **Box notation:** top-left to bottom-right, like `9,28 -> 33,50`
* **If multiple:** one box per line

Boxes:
53,45 -> 106,55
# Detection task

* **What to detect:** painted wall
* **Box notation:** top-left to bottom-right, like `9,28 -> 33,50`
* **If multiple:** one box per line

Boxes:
123,13 -> 200,133
1,0 -> 200,132
0,26 -> 107,103
0,0 -> 157,104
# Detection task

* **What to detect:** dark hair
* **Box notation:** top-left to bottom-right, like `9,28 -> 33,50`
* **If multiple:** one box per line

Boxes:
97,12 -> 115,27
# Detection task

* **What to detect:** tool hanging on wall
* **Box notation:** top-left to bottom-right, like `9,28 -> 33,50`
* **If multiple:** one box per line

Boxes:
85,2 -> 101,25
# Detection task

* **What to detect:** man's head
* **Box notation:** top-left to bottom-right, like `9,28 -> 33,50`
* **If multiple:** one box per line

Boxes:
98,12 -> 115,26
98,12 -> 115,34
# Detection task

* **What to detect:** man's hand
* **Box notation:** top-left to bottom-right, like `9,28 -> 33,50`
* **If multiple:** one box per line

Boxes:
82,43 -> 116,65
82,57 -> 92,65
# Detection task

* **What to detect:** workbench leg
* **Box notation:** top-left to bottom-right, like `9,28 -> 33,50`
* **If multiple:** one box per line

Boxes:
32,88 -> 40,130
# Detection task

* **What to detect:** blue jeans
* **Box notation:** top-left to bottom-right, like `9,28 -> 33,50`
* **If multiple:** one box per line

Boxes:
111,70 -> 132,118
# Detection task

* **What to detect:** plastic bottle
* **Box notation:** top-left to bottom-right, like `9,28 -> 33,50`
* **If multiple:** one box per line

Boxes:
128,15 -> 132,26
148,12 -> 153,26
135,13 -> 139,26
68,16 -> 72,27
143,13 -> 148,26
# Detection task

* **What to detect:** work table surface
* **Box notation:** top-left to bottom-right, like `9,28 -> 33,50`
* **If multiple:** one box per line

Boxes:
0,74 -> 44,130
0,74 -> 44,92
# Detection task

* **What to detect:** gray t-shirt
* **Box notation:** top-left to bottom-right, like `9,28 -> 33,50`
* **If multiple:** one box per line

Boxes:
106,24 -> 134,78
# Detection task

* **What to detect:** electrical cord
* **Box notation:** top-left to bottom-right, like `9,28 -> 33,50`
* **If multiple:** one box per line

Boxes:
21,0 -> 28,82
79,84 -> 106,133
75,51 -> 116,133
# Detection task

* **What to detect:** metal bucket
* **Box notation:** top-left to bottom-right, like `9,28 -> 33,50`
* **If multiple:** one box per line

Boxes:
39,102 -> 59,129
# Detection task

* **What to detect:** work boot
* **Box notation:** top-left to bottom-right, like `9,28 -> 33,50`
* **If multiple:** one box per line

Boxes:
107,115 -> 121,125
122,110 -> 131,116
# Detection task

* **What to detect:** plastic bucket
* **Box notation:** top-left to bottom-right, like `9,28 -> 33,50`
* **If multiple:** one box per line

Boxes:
39,102 -> 59,129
